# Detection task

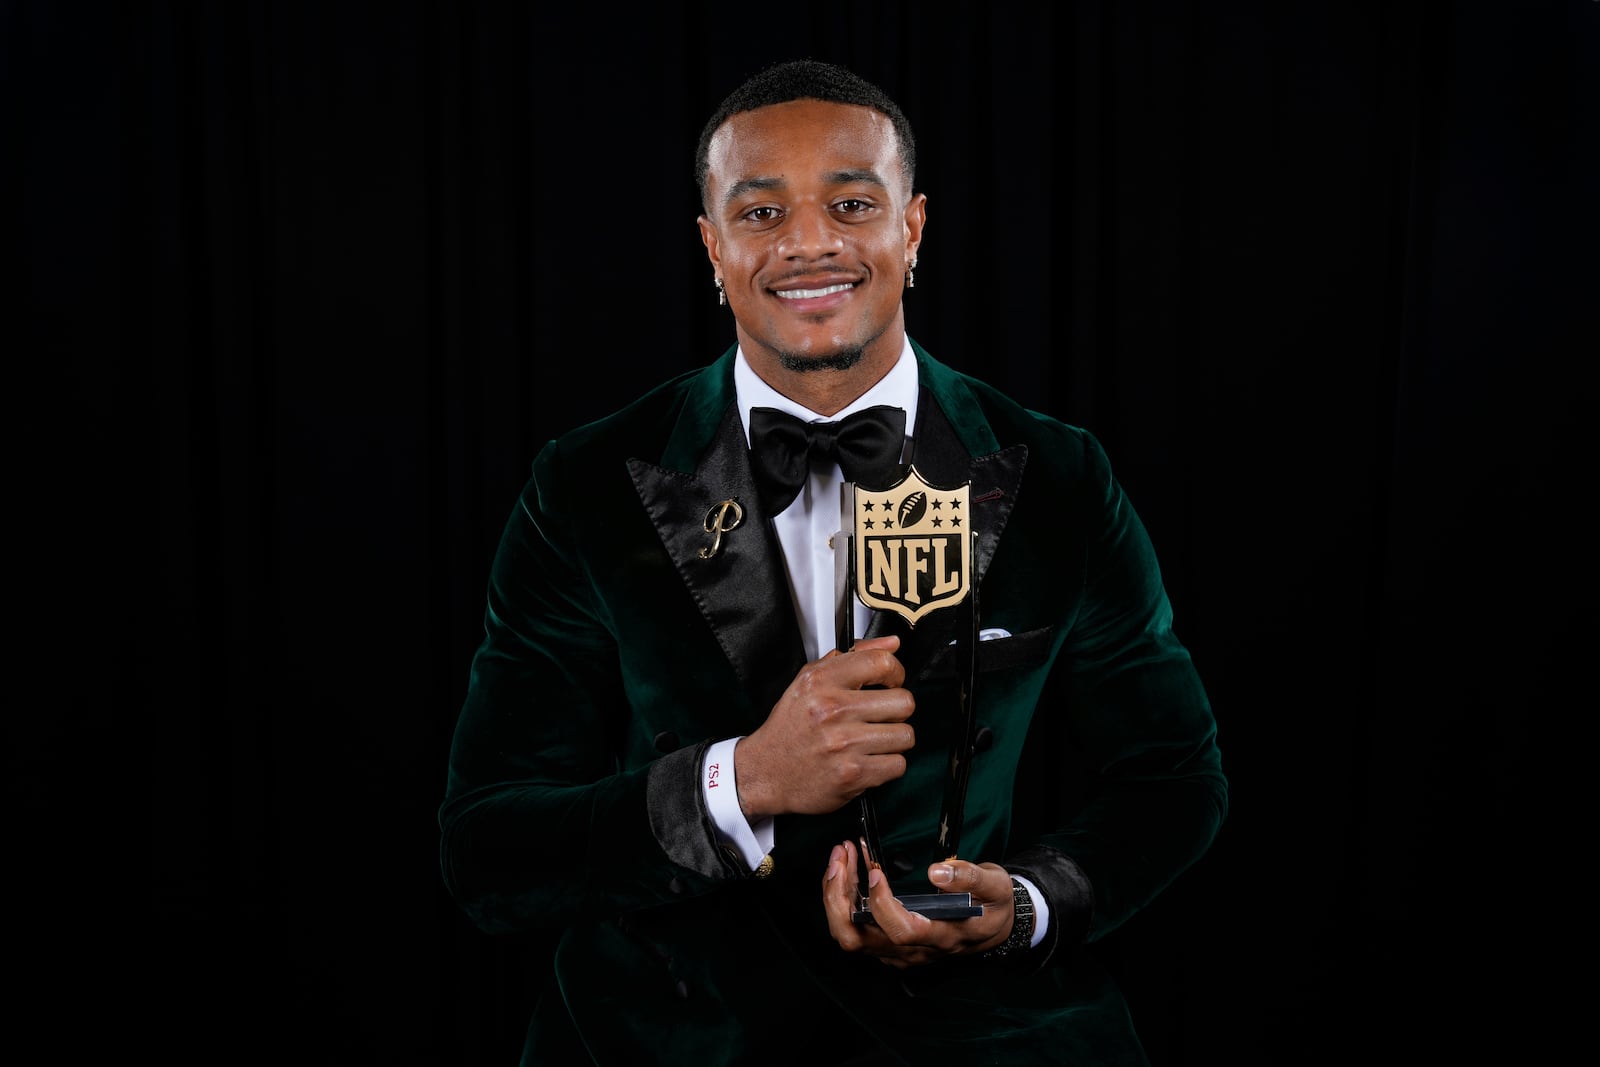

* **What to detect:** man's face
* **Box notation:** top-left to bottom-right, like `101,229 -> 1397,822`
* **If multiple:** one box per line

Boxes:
699,99 -> 926,378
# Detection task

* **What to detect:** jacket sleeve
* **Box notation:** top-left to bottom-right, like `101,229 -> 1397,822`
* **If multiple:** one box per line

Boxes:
437,439 -> 745,936
1008,429 -> 1229,953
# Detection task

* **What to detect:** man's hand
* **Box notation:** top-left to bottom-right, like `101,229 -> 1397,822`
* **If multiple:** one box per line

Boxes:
820,839 -> 1016,969
733,636 -> 913,819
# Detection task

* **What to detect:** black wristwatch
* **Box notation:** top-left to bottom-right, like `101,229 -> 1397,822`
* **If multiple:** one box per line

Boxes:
981,878 -> 1035,964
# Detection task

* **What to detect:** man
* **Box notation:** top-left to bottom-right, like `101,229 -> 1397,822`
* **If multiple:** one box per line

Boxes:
440,59 -> 1227,1065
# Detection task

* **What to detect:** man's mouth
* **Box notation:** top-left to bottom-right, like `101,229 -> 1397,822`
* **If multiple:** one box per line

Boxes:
774,282 -> 855,300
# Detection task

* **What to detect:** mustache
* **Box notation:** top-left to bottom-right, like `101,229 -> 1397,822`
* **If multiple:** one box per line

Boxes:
767,267 -> 857,285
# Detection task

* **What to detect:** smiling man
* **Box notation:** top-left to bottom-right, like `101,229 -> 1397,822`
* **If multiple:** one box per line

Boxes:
698,95 -> 924,403
440,59 -> 1227,1065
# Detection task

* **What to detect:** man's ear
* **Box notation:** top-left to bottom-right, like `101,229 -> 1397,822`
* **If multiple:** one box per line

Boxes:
698,215 -> 721,271
903,193 -> 927,264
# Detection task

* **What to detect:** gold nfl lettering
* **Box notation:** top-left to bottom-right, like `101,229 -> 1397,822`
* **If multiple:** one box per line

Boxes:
853,465 -> 971,626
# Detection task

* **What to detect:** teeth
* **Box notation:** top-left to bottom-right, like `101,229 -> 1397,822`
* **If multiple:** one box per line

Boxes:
775,283 -> 853,300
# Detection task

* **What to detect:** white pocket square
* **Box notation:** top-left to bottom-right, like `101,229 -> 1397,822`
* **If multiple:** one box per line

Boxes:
950,628 -> 1013,645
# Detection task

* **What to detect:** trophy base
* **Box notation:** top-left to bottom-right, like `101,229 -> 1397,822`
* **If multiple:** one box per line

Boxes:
851,892 -> 984,925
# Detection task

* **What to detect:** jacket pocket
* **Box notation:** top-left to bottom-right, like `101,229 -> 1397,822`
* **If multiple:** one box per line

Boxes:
920,625 -> 1055,680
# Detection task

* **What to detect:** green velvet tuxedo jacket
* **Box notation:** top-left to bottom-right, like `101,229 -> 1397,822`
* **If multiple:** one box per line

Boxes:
440,340 -> 1228,1065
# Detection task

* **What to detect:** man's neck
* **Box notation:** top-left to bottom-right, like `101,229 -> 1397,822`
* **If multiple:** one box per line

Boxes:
735,329 -> 907,417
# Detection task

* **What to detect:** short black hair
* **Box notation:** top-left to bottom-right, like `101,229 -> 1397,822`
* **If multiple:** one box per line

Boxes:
694,59 -> 917,211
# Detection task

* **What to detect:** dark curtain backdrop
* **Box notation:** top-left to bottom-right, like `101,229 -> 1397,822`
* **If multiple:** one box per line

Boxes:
12,1 -> 1593,1064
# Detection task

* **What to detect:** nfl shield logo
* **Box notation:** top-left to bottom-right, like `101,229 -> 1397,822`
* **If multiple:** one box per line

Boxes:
853,465 -> 972,626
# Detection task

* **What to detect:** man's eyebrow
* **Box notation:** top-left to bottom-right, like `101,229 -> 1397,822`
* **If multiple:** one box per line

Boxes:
824,168 -> 888,189
723,176 -> 785,208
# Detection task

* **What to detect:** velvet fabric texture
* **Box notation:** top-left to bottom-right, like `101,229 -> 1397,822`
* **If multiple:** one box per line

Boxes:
439,341 -> 1228,1064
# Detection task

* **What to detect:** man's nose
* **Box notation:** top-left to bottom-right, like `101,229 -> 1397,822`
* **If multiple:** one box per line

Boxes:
776,204 -> 845,260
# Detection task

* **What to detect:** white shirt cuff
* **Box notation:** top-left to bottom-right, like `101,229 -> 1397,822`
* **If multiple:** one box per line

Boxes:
703,737 -> 774,871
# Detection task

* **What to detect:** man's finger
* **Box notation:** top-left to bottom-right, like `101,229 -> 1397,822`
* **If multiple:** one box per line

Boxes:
826,641 -> 906,690
864,865 -> 937,945
822,843 -> 866,952
928,859 -> 1011,902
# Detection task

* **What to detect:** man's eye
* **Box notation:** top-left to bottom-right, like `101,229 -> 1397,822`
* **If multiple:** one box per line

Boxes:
743,206 -> 782,222
835,199 -> 872,214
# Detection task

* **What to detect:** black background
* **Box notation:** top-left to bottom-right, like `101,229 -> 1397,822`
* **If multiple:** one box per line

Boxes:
11,1 -> 1593,1063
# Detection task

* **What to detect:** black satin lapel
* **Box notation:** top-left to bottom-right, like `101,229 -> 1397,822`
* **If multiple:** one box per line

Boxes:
627,404 -> 806,715
864,391 -> 1029,681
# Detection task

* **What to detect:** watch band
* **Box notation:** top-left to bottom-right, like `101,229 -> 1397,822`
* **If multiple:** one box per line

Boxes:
981,878 -> 1034,963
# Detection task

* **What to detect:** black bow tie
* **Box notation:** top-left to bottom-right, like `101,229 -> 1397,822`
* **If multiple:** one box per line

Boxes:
748,405 -> 908,516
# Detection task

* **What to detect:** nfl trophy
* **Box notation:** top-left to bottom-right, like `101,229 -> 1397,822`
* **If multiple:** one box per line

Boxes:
838,465 -> 984,925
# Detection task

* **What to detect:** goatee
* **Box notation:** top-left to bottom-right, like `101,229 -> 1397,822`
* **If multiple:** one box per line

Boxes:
776,347 -> 866,373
